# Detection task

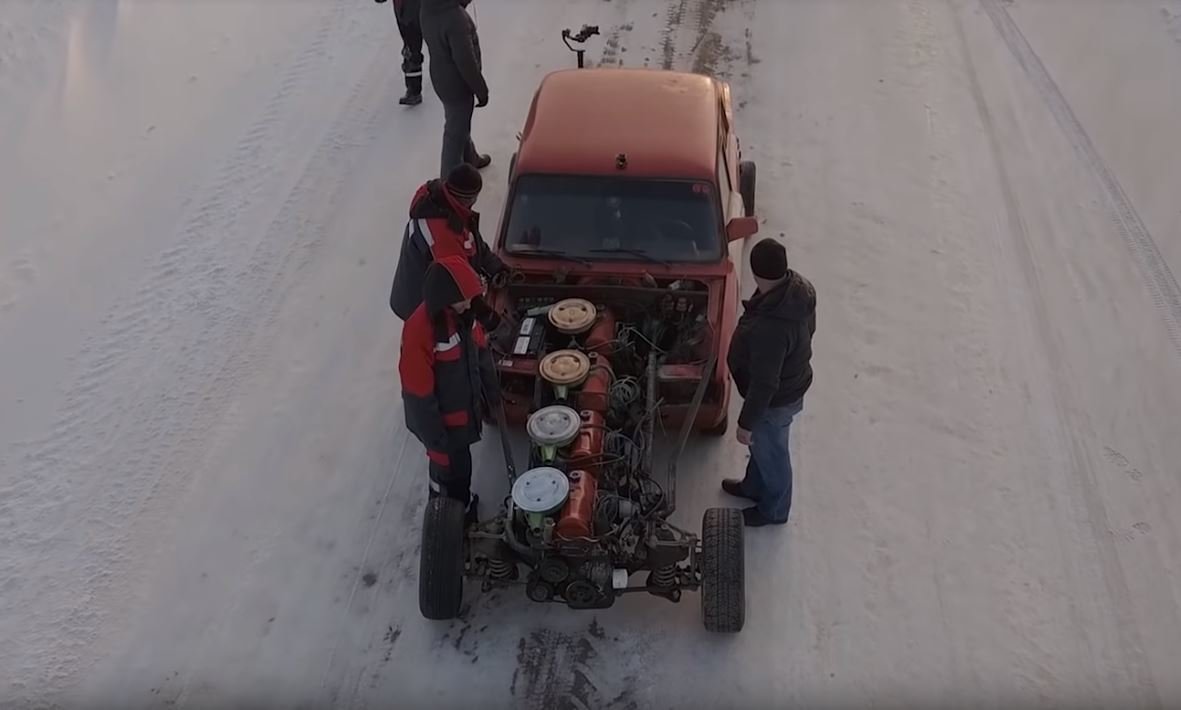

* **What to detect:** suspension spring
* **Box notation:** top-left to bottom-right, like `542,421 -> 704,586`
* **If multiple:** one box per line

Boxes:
651,564 -> 676,589
488,558 -> 513,581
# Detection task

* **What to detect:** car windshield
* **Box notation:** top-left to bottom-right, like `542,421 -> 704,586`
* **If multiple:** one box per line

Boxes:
502,175 -> 723,263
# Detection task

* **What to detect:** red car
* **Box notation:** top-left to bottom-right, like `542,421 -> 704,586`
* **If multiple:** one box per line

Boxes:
418,55 -> 758,633
489,66 -> 758,435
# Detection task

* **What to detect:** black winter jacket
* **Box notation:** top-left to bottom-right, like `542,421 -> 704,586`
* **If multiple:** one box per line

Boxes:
420,0 -> 488,103
391,0 -> 420,25
727,271 -> 817,431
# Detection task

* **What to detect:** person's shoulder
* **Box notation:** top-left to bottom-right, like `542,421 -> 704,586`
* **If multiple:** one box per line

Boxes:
403,306 -> 433,343
788,271 -> 817,308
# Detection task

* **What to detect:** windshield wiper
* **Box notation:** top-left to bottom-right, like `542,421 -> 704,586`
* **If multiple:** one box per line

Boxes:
511,248 -> 592,266
588,247 -> 670,266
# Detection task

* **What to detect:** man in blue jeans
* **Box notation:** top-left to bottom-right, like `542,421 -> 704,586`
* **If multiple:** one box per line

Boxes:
724,238 -> 817,526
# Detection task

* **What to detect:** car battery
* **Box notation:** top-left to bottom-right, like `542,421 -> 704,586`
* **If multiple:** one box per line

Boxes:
508,311 -> 548,358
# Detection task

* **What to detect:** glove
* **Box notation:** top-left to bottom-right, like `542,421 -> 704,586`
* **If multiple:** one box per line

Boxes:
476,93 -> 489,108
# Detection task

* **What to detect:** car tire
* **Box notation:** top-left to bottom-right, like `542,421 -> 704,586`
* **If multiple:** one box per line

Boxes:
702,414 -> 729,437
419,497 -> 466,620
701,507 -> 745,633
739,160 -> 756,218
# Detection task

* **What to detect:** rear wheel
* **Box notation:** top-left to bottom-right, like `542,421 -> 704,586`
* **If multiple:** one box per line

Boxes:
739,161 -> 757,217
419,497 -> 466,620
701,507 -> 745,633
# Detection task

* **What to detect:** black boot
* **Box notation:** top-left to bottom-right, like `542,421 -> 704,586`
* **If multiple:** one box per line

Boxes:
400,75 -> 423,106
469,154 -> 492,170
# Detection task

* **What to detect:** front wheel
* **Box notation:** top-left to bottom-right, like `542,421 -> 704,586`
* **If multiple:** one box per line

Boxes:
701,507 -> 745,632
419,497 -> 466,620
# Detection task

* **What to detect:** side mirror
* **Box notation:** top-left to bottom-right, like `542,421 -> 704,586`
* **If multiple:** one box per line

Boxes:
726,216 -> 759,242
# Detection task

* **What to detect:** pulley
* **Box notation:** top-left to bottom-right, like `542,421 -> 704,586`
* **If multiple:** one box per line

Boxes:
548,298 -> 597,335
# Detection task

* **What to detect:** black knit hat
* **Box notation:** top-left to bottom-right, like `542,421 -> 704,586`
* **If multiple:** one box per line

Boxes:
445,163 -> 483,201
750,238 -> 788,280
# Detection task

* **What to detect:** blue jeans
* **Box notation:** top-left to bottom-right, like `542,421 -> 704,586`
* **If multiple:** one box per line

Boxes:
742,398 -> 803,522
441,98 -> 479,179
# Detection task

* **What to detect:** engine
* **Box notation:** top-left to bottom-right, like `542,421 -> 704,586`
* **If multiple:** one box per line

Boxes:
481,286 -> 709,609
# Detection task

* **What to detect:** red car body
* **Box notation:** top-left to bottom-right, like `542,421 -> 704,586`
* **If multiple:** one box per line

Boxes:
487,67 -> 758,433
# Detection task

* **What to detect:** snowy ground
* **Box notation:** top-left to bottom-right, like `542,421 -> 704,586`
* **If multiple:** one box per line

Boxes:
3,0 -> 1181,707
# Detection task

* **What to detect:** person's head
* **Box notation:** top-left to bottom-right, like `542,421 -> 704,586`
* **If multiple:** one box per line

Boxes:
423,255 -> 484,316
444,163 -> 483,209
749,238 -> 789,292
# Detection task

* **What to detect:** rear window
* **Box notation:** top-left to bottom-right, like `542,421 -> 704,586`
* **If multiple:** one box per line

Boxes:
502,175 -> 723,263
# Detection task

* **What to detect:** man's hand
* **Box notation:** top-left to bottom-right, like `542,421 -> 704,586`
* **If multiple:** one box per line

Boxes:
736,427 -> 753,446
476,93 -> 490,108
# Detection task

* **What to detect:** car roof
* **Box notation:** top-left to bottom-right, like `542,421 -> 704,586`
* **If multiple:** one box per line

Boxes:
515,68 -> 721,181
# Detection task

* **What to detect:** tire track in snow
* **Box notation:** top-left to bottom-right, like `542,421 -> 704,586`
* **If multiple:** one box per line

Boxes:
955,5 -> 1161,705
509,619 -> 649,710
658,0 -> 740,78
980,0 -> 1181,360
0,1 -> 382,699
155,24 -> 409,710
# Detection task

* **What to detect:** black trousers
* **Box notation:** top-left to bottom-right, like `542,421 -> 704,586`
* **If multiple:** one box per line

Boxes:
395,12 -> 423,93
428,443 -> 473,506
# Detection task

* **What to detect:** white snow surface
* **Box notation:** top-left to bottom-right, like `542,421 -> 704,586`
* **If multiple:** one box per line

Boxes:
3,0 -> 1181,707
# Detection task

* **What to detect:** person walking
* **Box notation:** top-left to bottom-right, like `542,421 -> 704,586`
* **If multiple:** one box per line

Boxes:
420,0 -> 491,177
723,238 -> 817,527
389,163 -> 508,336
400,255 -> 500,521
374,0 -> 425,106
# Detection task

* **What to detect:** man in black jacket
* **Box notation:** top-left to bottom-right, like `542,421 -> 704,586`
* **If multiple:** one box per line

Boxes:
420,0 -> 491,178
724,239 -> 817,527
374,0 -> 425,106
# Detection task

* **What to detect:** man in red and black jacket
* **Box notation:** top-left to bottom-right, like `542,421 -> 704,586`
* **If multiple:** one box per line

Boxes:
390,163 -> 509,336
400,254 -> 499,519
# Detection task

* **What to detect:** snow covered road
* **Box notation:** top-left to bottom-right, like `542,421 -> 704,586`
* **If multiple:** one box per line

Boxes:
3,0 -> 1181,707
